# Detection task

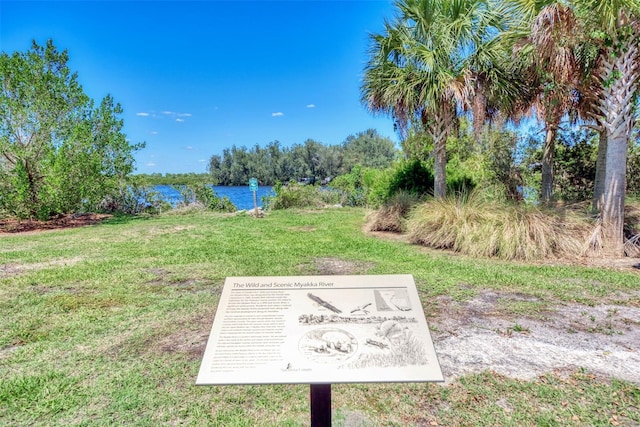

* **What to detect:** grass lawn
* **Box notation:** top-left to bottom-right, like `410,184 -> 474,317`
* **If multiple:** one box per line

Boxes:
1,208 -> 639,426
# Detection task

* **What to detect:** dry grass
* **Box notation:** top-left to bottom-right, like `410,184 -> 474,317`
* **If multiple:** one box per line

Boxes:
366,191 -> 420,233
624,203 -> 640,257
405,189 -> 595,261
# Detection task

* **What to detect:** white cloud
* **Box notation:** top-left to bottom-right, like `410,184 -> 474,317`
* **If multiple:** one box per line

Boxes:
198,159 -> 206,163
272,112 -> 284,117
150,131 -> 158,135
136,112 -> 150,116
146,162 -> 156,167
176,118 -> 184,122
185,146 -> 193,150
161,111 -> 174,115
307,104 -> 316,108
177,113 -> 192,117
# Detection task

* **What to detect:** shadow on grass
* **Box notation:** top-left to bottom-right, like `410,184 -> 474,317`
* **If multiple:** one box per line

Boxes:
100,214 -> 158,227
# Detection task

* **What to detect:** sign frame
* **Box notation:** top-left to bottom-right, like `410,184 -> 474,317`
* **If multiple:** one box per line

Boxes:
196,274 -> 443,386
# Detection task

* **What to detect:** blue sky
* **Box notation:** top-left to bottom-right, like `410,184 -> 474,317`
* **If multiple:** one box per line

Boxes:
1,0 -> 399,174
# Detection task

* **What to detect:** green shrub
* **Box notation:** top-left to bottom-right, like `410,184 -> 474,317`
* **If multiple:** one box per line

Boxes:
362,167 -> 394,208
388,159 -> 434,198
329,165 -> 367,207
172,184 -> 236,212
263,181 -> 325,210
97,183 -> 164,215
406,188 -> 593,260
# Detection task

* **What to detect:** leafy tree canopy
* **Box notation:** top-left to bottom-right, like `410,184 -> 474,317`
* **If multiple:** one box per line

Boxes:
0,40 -> 144,220
207,129 -> 397,186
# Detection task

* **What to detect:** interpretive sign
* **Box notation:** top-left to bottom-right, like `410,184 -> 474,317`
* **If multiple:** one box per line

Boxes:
196,274 -> 444,385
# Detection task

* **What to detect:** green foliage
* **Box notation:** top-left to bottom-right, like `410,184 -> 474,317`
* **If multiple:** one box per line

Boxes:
97,179 -> 165,215
341,128 -> 398,169
0,40 -> 143,220
627,137 -> 640,198
263,181 -> 330,210
553,130 -> 598,202
193,184 -> 236,212
172,184 -> 236,212
388,159 -> 435,198
480,128 -> 523,202
136,173 -> 212,186
207,130 -> 396,186
361,167 -> 394,207
328,165 -> 367,207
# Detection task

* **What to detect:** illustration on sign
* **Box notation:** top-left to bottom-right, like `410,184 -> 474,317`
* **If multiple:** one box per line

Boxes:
196,275 -> 443,385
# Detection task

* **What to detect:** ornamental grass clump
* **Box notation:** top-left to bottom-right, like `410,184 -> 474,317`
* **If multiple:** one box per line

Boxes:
406,189 -> 592,260
366,191 -> 421,233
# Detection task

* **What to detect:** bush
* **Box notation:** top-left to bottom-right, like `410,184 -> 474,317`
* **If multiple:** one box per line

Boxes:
97,182 -> 165,215
387,159 -> 434,199
406,187 -> 594,260
329,165 -> 367,207
173,184 -> 236,212
263,181 -> 326,210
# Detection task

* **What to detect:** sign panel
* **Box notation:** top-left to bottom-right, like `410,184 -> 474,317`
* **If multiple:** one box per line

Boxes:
249,177 -> 258,192
196,275 -> 443,385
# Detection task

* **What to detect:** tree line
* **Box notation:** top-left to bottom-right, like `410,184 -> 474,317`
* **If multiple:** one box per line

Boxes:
135,173 -> 212,186
206,129 -> 397,186
361,0 -> 640,256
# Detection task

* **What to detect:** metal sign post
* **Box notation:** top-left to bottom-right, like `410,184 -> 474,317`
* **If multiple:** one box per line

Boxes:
310,384 -> 331,426
249,178 -> 258,216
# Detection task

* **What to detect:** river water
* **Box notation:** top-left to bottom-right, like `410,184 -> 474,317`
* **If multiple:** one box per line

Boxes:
153,185 -> 274,210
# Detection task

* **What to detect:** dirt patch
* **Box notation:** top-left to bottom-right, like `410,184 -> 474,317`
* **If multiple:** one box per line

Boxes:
430,290 -> 640,384
1,256 -> 84,278
0,213 -> 111,234
143,269 -> 219,293
147,312 -> 215,360
302,257 -> 376,275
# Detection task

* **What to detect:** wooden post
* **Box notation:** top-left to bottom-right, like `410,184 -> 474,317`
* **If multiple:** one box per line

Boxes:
310,383 -> 331,427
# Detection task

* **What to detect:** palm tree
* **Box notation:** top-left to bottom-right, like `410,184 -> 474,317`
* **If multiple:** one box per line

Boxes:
510,0 -> 639,256
510,1 -> 583,204
581,1 -> 640,256
362,0 -> 513,198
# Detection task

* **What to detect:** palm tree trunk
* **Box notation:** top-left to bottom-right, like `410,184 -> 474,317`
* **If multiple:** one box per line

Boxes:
598,40 -> 639,257
592,129 -> 607,212
602,132 -> 628,257
541,126 -> 557,204
433,137 -> 447,198
426,103 -> 456,199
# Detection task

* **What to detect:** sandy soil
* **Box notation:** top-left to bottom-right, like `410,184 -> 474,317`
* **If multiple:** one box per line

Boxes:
431,290 -> 640,384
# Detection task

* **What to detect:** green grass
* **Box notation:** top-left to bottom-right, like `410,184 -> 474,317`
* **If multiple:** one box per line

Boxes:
1,208 -> 639,426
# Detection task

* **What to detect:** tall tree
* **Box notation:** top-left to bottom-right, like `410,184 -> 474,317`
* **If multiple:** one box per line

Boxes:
362,0 -> 512,198
0,40 -> 142,219
578,0 -> 640,256
511,1 -> 583,204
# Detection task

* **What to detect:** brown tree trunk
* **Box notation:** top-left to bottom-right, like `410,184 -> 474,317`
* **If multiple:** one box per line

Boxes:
426,103 -> 456,199
541,126 -> 557,204
433,137 -> 447,198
